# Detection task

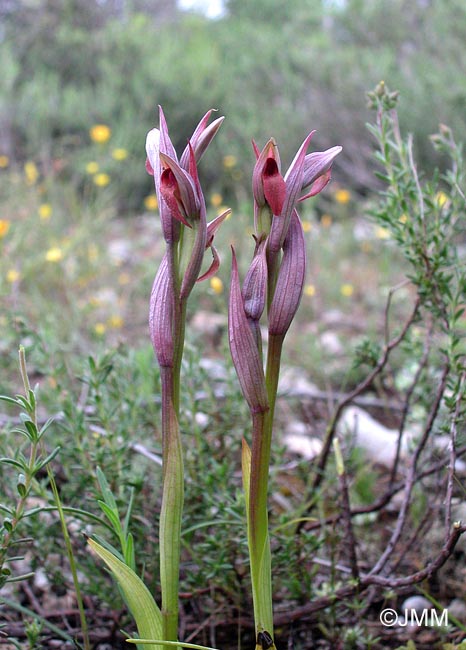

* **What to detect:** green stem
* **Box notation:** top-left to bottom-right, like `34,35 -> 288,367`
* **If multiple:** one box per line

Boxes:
159,237 -> 186,643
248,334 -> 284,640
157,239 -> 187,645
159,365 -> 184,644
265,334 -> 284,416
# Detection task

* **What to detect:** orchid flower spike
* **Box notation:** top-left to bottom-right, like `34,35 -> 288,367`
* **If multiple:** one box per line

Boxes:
252,134 -> 342,251
146,107 -> 226,363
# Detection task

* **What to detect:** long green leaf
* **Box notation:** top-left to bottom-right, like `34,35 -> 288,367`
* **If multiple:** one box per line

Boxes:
88,538 -> 163,650
128,641 -> 220,650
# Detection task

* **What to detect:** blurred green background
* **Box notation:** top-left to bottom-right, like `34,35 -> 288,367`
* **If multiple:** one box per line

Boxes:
1,0 -> 465,212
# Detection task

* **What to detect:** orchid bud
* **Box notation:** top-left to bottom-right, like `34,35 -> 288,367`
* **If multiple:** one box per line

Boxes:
229,248 -> 269,414
180,110 -> 225,168
242,236 -> 268,323
268,210 -> 306,337
242,236 -> 268,349
149,254 -> 174,368
300,146 -> 343,200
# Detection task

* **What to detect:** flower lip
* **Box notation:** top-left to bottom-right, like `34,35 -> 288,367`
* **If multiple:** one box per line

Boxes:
262,158 -> 286,216
267,131 -> 314,253
159,152 -> 200,222
252,138 -> 281,208
160,168 -> 192,228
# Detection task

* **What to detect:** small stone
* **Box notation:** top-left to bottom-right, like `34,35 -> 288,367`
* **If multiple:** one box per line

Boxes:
33,567 -> 49,591
319,331 -> 344,355
448,598 -> 466,623
338,406 -> 401,467
283,433 -> 323,460
194,412 -> 209,429
278,366 -> 319,397
108,239 -> 132,264
451,501 -> 466,553
199,357 -> 228,381
400,595 -> 432,613
190,310 -> 227,337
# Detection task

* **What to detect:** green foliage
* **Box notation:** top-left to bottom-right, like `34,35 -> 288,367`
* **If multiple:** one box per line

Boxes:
0,349 -> 59,588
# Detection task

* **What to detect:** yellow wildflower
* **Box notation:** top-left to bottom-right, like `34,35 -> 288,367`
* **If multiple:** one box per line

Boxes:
45,247 -> 64,263
399,214 -> 408,224
340,283 -> 354,297
86,161 -> 100,174
375,226 -> 391,240
144,194 -> 158,211
118,272 -> 131,285
94,323 -> 106,335
210,276 -> 224,294
93,173 -> 110,187
0,219 -> 11,238
231,169 -> 243,182
435,191 -> 448,207
24,161 -> 39,185
360,241 -> 373,254
108,315 -> 124,329
304,284 -> 316,297
87,244 -> 99,262
89,124 -> 111,144
321,214 -> 333,228
7,269 -> 20,283
112,148 -> 128,161
210,192 -> 223,208
0,155 -> 9,168
38,204 -> 52,221
223,155 -> 237,169
302,220 -> 312,233
335,188 -> 351,205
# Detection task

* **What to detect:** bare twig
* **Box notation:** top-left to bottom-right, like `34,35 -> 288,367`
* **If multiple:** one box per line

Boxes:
444,371 -> 465,540
272,524 -> 466,626
389,314 -> 433,486
364,523 -> 466,588
336,446 -> 359,583
310,295 -> 420,496
368,362 -> 450,576
304,444 -> 466,533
